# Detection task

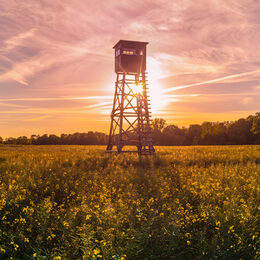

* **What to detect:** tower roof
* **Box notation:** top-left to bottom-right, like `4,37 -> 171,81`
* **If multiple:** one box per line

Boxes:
113,40 -> 148,49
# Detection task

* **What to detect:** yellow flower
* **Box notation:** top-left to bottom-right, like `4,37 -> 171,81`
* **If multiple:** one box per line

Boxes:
63,221 -> 69,228
85,214 -> 91,220
93,248 -> 100,255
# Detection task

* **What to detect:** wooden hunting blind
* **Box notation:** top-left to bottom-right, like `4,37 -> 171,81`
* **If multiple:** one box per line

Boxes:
114,40 -> 148,74
106,40 -> 155,155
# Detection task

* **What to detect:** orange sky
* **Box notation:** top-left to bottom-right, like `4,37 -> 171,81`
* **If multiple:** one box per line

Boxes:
0,0 -> 259,137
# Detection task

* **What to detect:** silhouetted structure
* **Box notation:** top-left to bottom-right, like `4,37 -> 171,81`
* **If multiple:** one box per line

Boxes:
106,40 -> 155,154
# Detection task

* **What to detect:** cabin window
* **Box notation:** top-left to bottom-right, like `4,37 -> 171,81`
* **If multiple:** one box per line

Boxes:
122,48 -> 137,55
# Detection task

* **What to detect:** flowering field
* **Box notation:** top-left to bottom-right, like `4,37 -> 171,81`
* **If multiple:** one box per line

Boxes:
0,145 -> 259,259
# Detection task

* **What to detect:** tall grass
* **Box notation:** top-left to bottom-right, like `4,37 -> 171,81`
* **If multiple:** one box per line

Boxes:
0,145 -> 259,259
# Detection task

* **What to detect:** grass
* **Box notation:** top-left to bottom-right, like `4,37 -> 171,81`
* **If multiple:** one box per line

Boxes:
0,145 -> 259,259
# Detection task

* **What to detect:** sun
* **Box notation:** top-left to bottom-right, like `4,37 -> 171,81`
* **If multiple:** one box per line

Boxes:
106,56 -> 168,115
133,83 -> 143,94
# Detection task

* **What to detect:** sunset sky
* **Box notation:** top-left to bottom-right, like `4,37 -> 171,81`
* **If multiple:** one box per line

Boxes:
0,0 -> 260,137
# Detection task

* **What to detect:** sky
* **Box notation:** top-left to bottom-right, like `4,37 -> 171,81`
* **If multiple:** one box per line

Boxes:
0,0 -> 260,137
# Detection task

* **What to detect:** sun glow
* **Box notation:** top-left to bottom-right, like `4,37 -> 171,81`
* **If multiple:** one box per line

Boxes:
147,57 -> 168,114
133,83 -> 143,94
106,57 -> 169,116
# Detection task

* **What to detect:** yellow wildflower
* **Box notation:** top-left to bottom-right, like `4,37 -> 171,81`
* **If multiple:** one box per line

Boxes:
93,248 -> 100,255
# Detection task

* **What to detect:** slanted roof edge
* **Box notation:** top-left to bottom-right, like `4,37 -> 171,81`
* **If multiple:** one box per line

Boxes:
113,40 -> 149,49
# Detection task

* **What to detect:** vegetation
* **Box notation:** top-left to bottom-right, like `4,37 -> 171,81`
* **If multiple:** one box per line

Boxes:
0,145 -> 259,259
1,112 -> 260,146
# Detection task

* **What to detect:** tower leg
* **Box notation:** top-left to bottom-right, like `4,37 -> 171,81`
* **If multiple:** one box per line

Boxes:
106,72 -> 155,155
106,74 -> 119,153
117,73 -> 125,153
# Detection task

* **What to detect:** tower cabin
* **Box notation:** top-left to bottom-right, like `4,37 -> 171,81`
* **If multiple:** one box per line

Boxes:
113,40 -> 148,74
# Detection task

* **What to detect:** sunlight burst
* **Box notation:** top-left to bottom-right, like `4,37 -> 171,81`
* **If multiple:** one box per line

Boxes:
133,83 -> 143,94
147,57 -> 168,114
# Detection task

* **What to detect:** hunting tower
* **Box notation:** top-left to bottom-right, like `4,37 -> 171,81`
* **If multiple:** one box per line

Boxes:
106,40 -> 155,155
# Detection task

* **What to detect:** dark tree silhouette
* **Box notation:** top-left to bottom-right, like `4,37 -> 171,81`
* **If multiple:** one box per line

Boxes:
187,124 -> 202,145
2,112 -> 260,145
227,119 -> 252,145
151,118 -> 166,145
161,125 -> 186,145
250,113 -> 260,143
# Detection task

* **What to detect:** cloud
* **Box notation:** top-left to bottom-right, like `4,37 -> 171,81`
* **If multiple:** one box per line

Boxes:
83,101 -> 112,109
0,38 -> 92,85
2,28 -> 37,52
0,0 -> 260,136
24,115 -> 51,122
0,102 -> 27,108
241,97 -> 253,105
164,69 -> 260,93
0,95 -> 113,102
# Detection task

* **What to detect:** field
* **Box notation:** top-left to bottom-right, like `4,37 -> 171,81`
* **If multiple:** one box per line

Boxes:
0,145 -> 259,259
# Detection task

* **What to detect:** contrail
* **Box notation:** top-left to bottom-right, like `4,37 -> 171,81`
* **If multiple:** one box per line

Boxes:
163,69 -> 260,93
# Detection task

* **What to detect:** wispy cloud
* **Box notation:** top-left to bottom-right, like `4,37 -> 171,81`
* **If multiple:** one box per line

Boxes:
2,28 -> 37,52
83,101 -> 112,109
0,102 -> 27,108
24,115 -> 51,122
164,69 -> 260,93
0,0 -> 259,136
0,95 -> 113,102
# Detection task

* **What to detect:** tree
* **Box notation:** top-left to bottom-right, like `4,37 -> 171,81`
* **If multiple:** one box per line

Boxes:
152,118 -> 166,145
250,112 -> 260,144
200,122 -> 214,144
31,135 -> 40,145
187,124 -> 201,145
16,136 -> 31,145
1,113 -> 259,146
60,134 -> 69,144
227,119 -> 252,144
212,122 -> 227,145
48,134 -> 60,145
162,125 -> 186,145
37,134 -> 49,145
251,113 -> 260,134
152,118 -> 166,132
5,137 -> 16,144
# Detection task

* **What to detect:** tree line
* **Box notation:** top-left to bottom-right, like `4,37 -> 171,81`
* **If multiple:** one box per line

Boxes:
151,112 -> 260,145
1,112 -> 259,145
